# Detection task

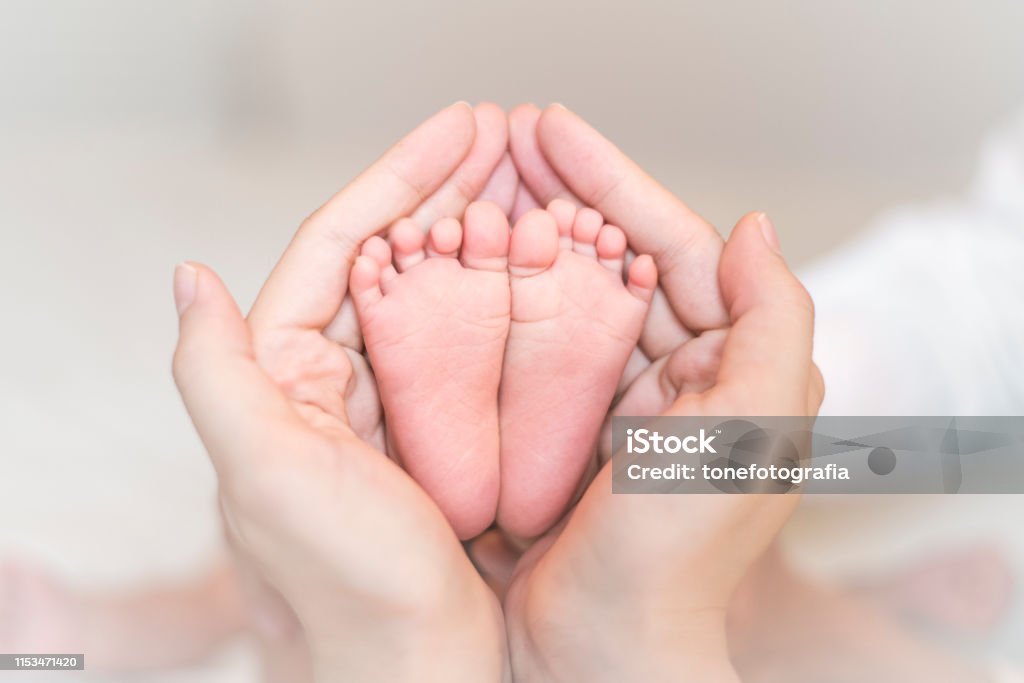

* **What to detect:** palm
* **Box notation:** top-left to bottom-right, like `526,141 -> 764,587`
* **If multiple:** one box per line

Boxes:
253,324 -> 385,448
181,103 -> 513,646
210,323 -> 473,620
498,339 -> 811,680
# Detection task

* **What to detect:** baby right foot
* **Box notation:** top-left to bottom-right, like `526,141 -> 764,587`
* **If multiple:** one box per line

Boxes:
498,200 -> 657,538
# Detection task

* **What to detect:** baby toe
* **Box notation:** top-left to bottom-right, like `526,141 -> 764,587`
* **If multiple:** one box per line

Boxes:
546,198 -> 577,250
626,254 -> 658,303
350,254 -> 384,310
361,235 -> 391,267
426,217 -> 463,258
509,209 -> 559,277
460,201 -> 510,273
596,224 -> 628,276
361,235 -> 398,288
571,208 -> 603,258
390,218 -> 426,272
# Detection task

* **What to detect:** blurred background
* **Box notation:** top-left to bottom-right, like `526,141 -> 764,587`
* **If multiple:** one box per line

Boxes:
2,1 -> 1023,680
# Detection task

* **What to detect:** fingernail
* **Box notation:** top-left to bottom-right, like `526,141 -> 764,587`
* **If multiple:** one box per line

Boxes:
550,102 -> 568,111
452,100 -> 472,110
757,212 -> 781,253
174,263 -> 197,315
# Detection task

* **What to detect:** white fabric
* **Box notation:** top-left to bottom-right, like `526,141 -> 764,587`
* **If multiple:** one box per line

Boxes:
784,111 -> 1024,671
803,108 -> 1024,417
989,659 -> 1024,683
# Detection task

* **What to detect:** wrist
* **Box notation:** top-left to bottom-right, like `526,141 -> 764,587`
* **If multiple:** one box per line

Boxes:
307,577 -> 508,683
513,561 -> 737,682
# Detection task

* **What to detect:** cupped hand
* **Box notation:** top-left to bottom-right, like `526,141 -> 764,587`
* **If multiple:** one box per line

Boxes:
497,212 -> 822,682
172,102 -> 510,683
508,104 -> 733,430
476,105 -> 825,681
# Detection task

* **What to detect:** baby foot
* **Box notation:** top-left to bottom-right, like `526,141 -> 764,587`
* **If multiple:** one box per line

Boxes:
498,200 -> 657,537
351,201 -> 511,539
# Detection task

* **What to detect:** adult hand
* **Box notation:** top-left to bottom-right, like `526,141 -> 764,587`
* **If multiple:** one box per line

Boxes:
509,104 -> 739,441
247,101 -> 509,449
498,206 -> 823,681
477,104 -> 832,682
172,102 -> 510,682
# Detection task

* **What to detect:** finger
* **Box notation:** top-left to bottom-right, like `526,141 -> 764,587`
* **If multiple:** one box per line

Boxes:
639,285 -> 694,359
390,218 -> 427,272
477,152 -> 519,218
618,345 -> 652,397
322,296 -> 361,350
665,329 -> 728,396
509,182 -> 541,223
607,328 -> 728,442
808,362 -> 826,415
172,263 -> 301,479
601,355 -> 673,461
467,530 -> 521,599
515,103 -> 691,355
701,213 -> 816,415
508,104 -> 580,206
248,102 -> 476,334
410,102 -> 509,228
535,104 -> 729,332
620,246 -> 694,358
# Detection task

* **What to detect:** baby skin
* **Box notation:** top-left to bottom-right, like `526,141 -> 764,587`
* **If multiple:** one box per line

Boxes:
350,200 -> 656,539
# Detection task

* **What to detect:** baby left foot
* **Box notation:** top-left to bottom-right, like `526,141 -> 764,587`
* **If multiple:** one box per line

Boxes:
351,201 -> 512,539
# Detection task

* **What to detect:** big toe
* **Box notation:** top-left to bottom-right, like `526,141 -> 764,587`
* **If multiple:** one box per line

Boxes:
460,201 -> 510,272
509,209 -> 559,276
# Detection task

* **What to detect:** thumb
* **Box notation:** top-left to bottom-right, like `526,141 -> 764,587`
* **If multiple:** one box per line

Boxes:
172,263 -> 298,477
710,213 -> 816,415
